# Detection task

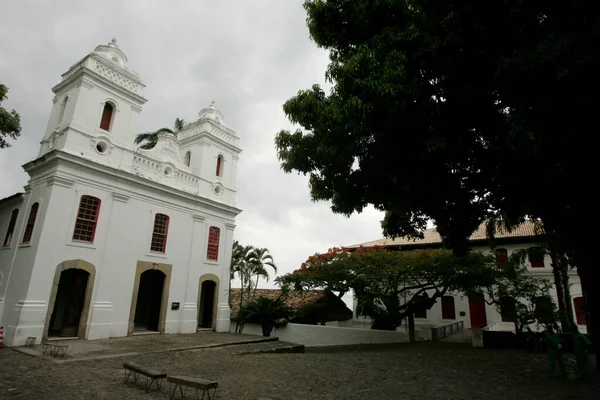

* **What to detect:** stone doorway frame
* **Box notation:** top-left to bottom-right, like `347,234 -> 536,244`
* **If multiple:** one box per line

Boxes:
43,260 -> 96,341
197,274 -> 220,330
128,261 -> 172,336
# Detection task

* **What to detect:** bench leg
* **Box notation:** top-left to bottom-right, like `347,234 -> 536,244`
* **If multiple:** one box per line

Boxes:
42,345 -> 49,356
169,382 -> 178,400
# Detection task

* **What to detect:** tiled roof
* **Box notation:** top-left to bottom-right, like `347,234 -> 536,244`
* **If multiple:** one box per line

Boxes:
229,288 -> 326,320
345,220 -> 540,249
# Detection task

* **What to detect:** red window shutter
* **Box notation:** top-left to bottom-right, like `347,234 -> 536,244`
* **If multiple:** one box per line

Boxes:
3,209 -> 19,246
22,203 -> 39,243
72,196 -> 101,243
150,213 -> 170,253
216,155 -> 223,177
528,247 -> 545,268
495,248 -> 508,265
414,295 -> 427,319
441,296 -> 456,319
206,226 -> 220,260
574,297 -> 586,325
99,103 -> 113,131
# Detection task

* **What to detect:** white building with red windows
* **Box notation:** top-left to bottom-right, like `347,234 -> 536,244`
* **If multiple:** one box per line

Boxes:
0,39 -> 241,346
347,221 -> 587,334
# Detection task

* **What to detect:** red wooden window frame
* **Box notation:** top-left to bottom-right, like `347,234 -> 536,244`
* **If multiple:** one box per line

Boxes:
574,297 -> 586,325
72,196 -> 101,243
528,247 -> 545,268
206,226 -> 220,261
3,209 -> 19,246
441,296 -> 456,320
495,248 -> 508,265
22,202 -> 39,243
216,155 -> 223,177
150,213 -> 170,253
184,151 -> 191,167
99,103 -> 113,131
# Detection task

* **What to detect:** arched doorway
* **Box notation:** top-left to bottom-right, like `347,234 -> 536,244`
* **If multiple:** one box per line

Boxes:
199,281 -> 216,329
42,260 -> 96,340
48,269 -> 90,337
198,274 -> 220,330
134,270 -> 165,332
43,260 -> 96,340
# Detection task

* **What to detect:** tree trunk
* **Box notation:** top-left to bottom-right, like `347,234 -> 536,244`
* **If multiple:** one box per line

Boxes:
261,323 -> 273,337
558,253 -> 576,331
236,277 -> 245,334
575,253 -> 598,371
550,249 -> 571,331
408,314 -> 415,343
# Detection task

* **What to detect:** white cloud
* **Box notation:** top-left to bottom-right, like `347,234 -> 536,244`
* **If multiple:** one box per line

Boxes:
0,0 -> 385,291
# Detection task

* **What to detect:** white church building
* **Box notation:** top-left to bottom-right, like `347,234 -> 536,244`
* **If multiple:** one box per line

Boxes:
0,39 -> 242,346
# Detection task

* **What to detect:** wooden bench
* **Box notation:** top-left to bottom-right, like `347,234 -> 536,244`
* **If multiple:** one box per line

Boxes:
41,342 -> 68,358
167,375 -> 218,399
123,362 -> 167,392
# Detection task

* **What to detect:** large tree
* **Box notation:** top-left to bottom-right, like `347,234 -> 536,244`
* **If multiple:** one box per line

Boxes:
277,247 -> 496,336
0,84 -> 22,149
275,0 -> 598,365
134,117 -> 185,150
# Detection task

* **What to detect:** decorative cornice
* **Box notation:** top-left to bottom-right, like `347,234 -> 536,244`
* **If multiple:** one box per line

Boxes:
193,215 -> 206,222
131,104 -> 143,113
23,184 -> 31,194
225,222 -> 236,230
46,175 -> 75,188
112,192 -> 130,203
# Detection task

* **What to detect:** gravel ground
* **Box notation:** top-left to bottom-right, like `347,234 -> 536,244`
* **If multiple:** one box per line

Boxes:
0,342 -> 598,399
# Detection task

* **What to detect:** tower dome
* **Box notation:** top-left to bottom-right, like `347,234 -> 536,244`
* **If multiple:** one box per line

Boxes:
92,37 -> 128,68
198,100 -> 225,124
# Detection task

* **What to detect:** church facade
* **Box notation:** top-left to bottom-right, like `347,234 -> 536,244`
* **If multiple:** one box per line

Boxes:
0,39 -> 242,346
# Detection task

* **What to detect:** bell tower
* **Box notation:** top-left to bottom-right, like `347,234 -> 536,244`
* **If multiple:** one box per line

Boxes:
39,38 -> 147,158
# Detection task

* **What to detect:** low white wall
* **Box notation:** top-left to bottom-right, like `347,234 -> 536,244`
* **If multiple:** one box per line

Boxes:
235,322 -> 410,347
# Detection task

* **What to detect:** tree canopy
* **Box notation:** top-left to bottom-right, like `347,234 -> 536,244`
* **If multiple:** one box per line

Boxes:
0,84 -> 22,149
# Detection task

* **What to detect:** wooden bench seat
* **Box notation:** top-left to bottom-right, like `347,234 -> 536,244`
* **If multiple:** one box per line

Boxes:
41,342 -> 69,358
167,375 -> 218,399
123,362 -> 167,392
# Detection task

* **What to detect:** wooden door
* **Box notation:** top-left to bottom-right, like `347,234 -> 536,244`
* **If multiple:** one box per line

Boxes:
468,293 -> 487,328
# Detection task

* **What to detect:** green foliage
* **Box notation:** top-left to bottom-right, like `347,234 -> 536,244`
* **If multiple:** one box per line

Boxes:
238,296 -> 294,337
134,118 -> 185,150
277,246 -> 496,330
0,84 -> 22,149
487,249 -> 558,334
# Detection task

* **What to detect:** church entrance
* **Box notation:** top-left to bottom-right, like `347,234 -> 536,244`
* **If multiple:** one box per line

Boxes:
198,280 -> 217,329
134,270 -> 165,332
48,268 -> 90,338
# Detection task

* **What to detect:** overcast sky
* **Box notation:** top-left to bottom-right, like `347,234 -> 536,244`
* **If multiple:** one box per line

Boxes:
0,0 -> 385,291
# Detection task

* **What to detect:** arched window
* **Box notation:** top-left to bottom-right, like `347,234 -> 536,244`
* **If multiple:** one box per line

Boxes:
528,246 -> 545,268
216,155 -> 223,177
99,102 -> 114,131
3,209 -> 19,246
57,96 -> 68,126
150,213 -> 170,253
22,202 -> 39,243
206,226 -> 220,261
441,296 -> 456,319
72,196 -> 101,243
184,151 -> 191,167
574,297 -> 586,325
495,248 -> 508,265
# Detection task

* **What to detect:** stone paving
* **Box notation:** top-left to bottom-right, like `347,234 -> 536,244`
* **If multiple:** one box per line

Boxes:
14,332 -> 277,362
1,334 -> 598,399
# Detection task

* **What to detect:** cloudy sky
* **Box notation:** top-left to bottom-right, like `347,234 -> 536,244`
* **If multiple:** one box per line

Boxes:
0,0 -> 385,292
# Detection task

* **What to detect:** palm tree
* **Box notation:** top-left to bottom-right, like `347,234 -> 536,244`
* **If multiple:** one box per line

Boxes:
230,241 -> 255,333
248,248 -> 277,302
134,117 -> 185,150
